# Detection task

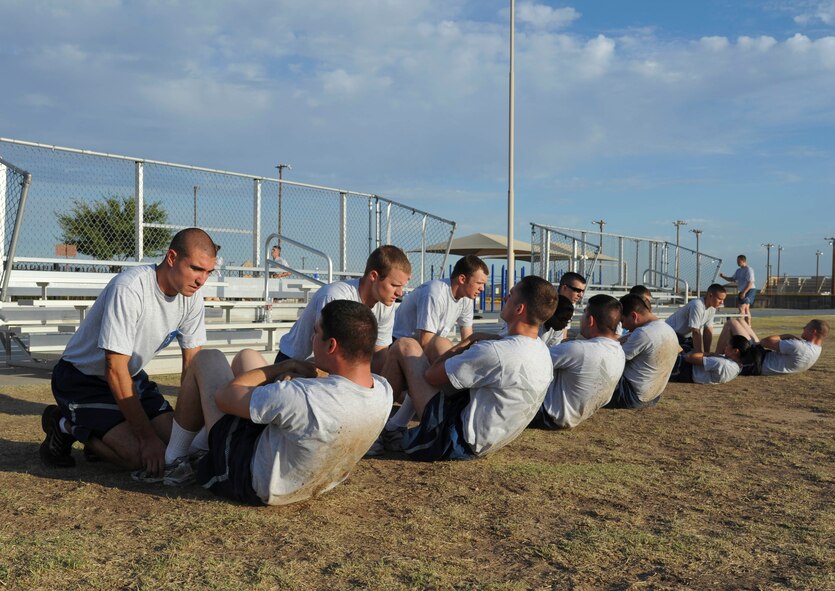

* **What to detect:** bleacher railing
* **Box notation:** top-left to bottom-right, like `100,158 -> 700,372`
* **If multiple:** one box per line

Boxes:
529,224 -> 601,284
531,223 -> 722,298
0,138 -> 456,296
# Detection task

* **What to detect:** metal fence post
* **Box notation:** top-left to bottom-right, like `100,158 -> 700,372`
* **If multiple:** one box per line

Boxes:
420,214 -> 427,283
135,161 -> 144,261
0,162 -> 32,302
252,179 -> 262,266
339,192 -> 348,275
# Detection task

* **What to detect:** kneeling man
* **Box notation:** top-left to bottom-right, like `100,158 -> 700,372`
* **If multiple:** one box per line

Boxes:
383,275 -> 557,461
164,300 -> 392,505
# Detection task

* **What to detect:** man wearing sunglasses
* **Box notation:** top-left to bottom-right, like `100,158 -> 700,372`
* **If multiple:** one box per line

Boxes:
552,272 -> 587,344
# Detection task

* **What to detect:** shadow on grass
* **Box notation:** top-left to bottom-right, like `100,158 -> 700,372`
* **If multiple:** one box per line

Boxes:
0,438 -> 216,502
0,393 -> 47,416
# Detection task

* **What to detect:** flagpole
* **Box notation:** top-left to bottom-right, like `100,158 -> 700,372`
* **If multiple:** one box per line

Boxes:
507,0 -> 516,288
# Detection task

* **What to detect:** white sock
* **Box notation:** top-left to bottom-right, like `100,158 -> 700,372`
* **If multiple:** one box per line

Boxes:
385,394 -> 414,430
188,427 -> 209,453
59,417 -> 72,435
165,419 -> 198,464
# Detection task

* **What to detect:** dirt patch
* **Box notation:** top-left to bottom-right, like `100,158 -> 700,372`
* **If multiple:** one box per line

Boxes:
1,315 -> 833,590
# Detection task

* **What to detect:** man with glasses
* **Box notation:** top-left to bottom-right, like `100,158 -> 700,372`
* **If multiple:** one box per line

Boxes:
553,272 -> 586,344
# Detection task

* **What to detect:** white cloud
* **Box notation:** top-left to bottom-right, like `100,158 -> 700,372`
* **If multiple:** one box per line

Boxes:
516,3 -> 580,30
700,36 -> 730,51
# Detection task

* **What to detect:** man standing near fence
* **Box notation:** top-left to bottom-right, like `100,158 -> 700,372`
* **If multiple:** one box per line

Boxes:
720,255 -> 756,325
40,228 -> 216,476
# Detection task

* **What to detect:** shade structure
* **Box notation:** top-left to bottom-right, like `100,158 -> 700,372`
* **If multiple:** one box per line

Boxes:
422,232 -> 534,260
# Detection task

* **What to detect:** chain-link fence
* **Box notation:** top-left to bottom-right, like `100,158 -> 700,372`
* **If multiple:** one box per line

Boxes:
531,223 -> 722,297
0,138 -> 456,291
0,156 -> 32,301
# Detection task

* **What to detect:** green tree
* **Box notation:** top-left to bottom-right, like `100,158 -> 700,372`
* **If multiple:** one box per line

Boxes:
57,195 -> 172,260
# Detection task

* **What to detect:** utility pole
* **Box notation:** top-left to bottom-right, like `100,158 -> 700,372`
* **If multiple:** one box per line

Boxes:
690,228 -> 702,297
592,219 -> 606,286
276,163 -> 291,246
762,243 -> 774,293
826,237 -> 835,307
193,185 -> 199,226
506,0 -> 516,289
673,220 -> 687,294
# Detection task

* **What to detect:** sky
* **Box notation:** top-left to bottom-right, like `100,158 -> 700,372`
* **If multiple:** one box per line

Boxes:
2,0 -> 835,277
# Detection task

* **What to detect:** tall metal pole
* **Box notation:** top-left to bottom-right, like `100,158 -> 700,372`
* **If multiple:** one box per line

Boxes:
193,185 -> 199,226
690,228 -> 702,297
276,163 -> 291,247
826,237 -> 835,308
673,220 -> 687,294
777,244 -> 783,282
762,243 -> 774,293
816,249 -> 822,289
592,220 -> 606,286
506,0 -> 516,288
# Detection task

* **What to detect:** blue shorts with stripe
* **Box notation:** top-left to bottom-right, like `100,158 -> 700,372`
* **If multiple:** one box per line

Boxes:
50,358 -> 172,443
402,390 -> 475,462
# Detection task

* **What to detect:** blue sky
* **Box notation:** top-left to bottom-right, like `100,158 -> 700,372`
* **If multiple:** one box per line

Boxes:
2,0 -> 835,277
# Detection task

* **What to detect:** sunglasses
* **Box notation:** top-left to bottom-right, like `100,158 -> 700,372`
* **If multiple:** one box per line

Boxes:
565,285 -> 585,294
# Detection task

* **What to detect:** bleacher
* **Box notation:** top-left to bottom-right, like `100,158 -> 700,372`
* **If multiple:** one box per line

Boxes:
0,270 -> 321,374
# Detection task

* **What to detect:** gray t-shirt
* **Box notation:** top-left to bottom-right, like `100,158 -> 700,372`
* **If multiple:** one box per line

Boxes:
761,339 -> 821,375
278,279 -> 394,360
63,265 -> 206,377
543,336 -> 626,428
447,334 -> 553,457
692,356 -> 740,384
393,278 -> 473,339
621,319 -> 680,403
731,266 -> 756,292
665,298 -> 716,337
249,374 -> 392,506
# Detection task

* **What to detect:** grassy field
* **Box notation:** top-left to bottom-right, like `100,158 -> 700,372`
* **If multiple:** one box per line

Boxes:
1,315 -> 833,590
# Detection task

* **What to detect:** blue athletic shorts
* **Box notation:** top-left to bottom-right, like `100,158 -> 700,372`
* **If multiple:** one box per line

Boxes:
667,353 -> 694,383
739,289 -> 757,306
604,375 -> 659,409
402,390 -> 474,461
50,358 -> 172,443
197,414 -> 266,506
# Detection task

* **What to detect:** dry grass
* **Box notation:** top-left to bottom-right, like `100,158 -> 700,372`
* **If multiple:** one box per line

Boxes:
1,315 -> 833,590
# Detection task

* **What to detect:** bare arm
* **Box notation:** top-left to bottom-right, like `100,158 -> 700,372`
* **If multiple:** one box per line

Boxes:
181,346 -> 202,385
702,326 -> 713,353
690,328 -> 704,353
105,351 -> 165,475
684,352 -> 706,366
423,332 -> 499,387
459,325 -> 473,341
759,335 -> 782,351
216,360 -> 317,418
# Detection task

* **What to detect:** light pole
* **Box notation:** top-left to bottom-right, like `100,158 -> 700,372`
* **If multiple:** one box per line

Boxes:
815,249 -> 823,289
826,237 -> 835,307
762,243 -> 774,293
276,163 -> 291,246
506,0 -> 516,289
690,228 -> 702,297
777,245 -> 783,284
673,220 -> 687,294
592,219 -> 606,285
193,185 -> 199,226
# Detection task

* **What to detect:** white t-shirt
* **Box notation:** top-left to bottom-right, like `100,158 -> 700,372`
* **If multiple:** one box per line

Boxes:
542,337 -> 626,429
249,374 -> 392,506
278,279 -> 394,360
539,326 -> 565,347
446,335 -> 552,457
731,266 -> 756,291
63,265 -> 206,377
621,319 -> 680,403
665,298 -> 716,337
393,279 -> 473,339
692,356 -> 740,384
761,339 -> 822,375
